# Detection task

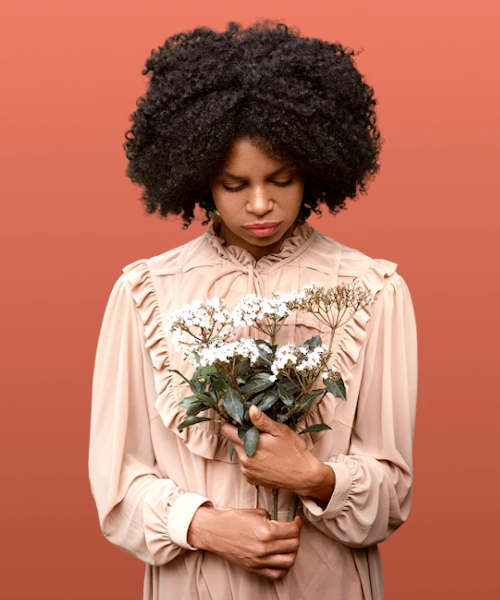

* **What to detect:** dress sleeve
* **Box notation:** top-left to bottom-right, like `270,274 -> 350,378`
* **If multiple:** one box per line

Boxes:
301,274 -> 417,548
89,276 -> 209,565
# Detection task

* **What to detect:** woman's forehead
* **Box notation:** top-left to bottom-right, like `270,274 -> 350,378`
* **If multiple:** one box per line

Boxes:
220,137 -> 292,176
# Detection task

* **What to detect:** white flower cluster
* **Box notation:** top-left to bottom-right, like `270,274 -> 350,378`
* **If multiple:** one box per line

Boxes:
167,280 -> 371,370
193,337 -> 262,367
232,291 -> 304,327
270,343 -> 330,377
167,297 -> 231,330
166,297 -> 233,349
302,281 -> 373,309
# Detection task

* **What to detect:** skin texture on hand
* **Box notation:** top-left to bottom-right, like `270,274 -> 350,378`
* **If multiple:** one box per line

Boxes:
187,505 -> 303,580
221,406 -> 336,505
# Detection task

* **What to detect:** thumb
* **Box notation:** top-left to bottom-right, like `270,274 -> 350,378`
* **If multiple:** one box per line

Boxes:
249,405 -> 281,435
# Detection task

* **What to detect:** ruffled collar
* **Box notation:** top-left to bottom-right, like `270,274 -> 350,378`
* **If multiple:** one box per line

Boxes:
205,221 -> 316,269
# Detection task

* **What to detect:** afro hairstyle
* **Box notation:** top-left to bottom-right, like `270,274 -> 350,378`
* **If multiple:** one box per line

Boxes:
124,21 -> 382,225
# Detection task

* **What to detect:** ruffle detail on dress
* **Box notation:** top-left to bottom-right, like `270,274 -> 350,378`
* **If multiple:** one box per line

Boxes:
299,258 -> 397,446
123,260 -> 170,371
123,260 -> 234,463
206,221 -> 316,270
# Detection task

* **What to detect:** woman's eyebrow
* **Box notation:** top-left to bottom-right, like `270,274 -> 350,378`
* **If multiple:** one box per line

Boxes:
221,171 -> 245,180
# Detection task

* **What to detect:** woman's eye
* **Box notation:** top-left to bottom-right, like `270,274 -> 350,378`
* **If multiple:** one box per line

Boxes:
272,178 -> 293,187
221,177 -> 293,191
222,183 -> 245,192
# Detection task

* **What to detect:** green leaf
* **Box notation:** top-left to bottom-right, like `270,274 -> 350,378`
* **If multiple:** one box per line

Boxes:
244,426 -> 260,457
304,335 -> 323,349
256,391 -> 279,412
208,375 -> 226,393
277,379 -> 297,393
238,424 -> 251,440
299,388 -> 325,410
235,359 -> 251,378
256,346 -> 272,366
178,393 -> 209,416
240,373 -> 275,395
276,383 -> 296,407
198,365 -> 219,378
178,394 -> 200,408
327,378 -> 347,401
186,401 -> 208,417
223,389 -> 245,425
177,416 -> 212,432
193,391 -> 215,403
298,423 -> 332,435
250,391 -> 265,406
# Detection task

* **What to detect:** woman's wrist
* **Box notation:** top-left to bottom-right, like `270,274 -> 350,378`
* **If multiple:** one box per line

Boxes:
186,504 -> 217,551
296,461 -> 335,506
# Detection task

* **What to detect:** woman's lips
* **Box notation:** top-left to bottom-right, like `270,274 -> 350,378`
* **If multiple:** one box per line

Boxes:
244,223 -> 279,237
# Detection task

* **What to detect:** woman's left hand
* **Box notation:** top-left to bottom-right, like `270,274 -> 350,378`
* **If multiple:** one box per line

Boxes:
221,406 -> 335,505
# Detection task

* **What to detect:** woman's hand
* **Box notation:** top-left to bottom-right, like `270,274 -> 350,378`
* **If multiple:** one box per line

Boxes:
221,406 -> 335,505
187,505 -> 303,580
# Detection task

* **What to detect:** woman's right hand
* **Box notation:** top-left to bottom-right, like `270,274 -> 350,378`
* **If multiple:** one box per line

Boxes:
187,506 -> 303,580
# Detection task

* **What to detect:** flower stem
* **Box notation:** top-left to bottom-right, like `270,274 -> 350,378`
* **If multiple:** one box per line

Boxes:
271,488 -> 279,520
287,493 -> 300,521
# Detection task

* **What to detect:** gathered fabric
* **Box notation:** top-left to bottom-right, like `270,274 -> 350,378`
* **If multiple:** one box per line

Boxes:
90,222 -> 417,599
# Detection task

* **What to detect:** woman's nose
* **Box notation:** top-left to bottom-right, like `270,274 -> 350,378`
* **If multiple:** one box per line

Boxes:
246,185 -> 273,215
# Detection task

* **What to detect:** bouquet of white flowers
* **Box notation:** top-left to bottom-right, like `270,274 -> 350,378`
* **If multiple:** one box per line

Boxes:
167,281 -> 373,519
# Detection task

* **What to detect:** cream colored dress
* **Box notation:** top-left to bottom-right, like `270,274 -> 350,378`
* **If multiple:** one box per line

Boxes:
89,222 -> 417,600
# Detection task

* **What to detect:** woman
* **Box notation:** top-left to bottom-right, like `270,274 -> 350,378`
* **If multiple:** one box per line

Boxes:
89,22 -> 417,599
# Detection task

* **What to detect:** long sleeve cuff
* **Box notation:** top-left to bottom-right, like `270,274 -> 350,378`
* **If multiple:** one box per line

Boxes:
300,462 -> 351,518
168,492 -> 210,550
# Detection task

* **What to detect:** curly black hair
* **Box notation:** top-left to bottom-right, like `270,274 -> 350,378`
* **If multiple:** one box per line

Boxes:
125,21 -> 381,225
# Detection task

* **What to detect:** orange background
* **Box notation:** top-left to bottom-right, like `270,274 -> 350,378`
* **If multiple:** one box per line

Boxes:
1,1 -> 499,598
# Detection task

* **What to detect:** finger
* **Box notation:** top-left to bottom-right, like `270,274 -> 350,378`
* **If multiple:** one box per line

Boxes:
220,424 -> 246,461
220,423 -> 243,446
255,567 -> 289,581
229,442 -> 247,463
270,516 -> 303,539
257,551 -> 298,570
264,537 -> 300,556
249,406 -> 283,436
253,508 -> 271,518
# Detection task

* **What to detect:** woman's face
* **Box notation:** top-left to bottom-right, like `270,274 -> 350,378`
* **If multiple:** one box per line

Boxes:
210,137 -> 305,260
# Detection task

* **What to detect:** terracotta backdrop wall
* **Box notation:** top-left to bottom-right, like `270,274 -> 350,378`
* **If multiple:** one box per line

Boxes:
1,1 -> 498,598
